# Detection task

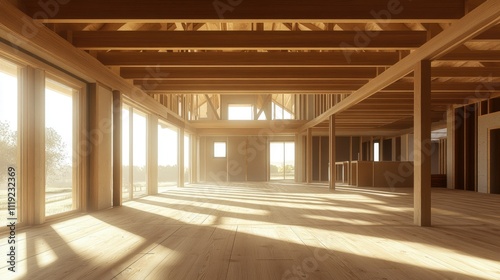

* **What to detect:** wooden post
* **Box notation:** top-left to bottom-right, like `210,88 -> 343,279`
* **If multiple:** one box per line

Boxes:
306,128 -> 313,183
295,133 -> 303,182
414,60 -> 432,227
329,115 -> 336,190
112,90 -> 122,206
148,115 -> 158,195
179,128 -> 185,187
446,107 -> 455,189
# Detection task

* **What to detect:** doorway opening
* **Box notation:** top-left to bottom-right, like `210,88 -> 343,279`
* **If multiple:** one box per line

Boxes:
270,142 -> 295,180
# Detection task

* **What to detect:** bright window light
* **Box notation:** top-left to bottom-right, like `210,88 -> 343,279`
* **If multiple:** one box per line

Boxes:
214,142 -> 227,158
374,142 -> 380,162
228,104 -> 253,120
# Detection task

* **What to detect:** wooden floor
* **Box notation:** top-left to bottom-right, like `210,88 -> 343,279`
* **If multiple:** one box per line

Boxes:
1,183 -> 500,280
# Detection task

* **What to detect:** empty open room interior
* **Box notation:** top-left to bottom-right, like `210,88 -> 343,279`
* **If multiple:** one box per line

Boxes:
0,0 -> 499,279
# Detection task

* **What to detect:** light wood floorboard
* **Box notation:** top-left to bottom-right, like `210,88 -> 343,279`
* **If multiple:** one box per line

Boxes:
1,183 -> 499,279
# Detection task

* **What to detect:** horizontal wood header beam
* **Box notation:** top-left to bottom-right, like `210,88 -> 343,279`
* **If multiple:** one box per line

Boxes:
121,67 -> 377,80
72,31 -> 427,50
124,66 -> 500,79
136,80 -> 500,93
22,0 -> 465,22
97,51 -> 401,67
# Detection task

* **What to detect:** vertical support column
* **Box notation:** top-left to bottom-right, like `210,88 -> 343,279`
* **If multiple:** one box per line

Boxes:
392,137 -> 397,161
148,115 -> 158,195
380,137 -> 384,161
446,107 -> 455,189
112,91 -> 122,206
306,128 -> 313,183
295,133 -> 304,182
34,69 -> 46,223
414,60 -> 432,227
369,137 -> 374,161
23,67 -> 46,225
191,135 -> 198,183
348,136 -> 353,185
401,134 -> 409,161
179,128 -> 185,187
329,115 -> 336,190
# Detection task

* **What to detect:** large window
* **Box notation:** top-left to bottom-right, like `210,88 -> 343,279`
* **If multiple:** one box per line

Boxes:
122,105 -> 148,201
0,58 -> 19,223
158,122 -> 178,193
133,110 -> 148,198
228,104 -> 253,120
214,142 -> 227,158
45,79 -> 76,216
270,142 -> 295,180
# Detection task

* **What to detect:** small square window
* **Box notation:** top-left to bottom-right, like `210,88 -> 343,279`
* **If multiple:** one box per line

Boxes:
214,142 -> 227,158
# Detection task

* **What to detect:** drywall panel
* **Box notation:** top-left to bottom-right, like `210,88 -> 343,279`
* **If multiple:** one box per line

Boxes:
205,136 -> 228,183
373,162 -> 414,188
478,111 -> 500,193
357,161 -> 374,187
336,136 -> 351,162
228,136 -> 247,181
352,137 -> 361,161
247,136 -> 268,181
383,139 -> 392,161
351,162 -> 358,186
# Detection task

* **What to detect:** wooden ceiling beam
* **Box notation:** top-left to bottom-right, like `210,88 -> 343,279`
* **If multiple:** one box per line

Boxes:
439,50 -> 500,62
72,31 -> 427,50
122,66 -> 500,79
22,0 -> 465,23
121,67 -> 377,80
97,51 -> 401,67
299,0 -> 500,131
134,80 -> 500,93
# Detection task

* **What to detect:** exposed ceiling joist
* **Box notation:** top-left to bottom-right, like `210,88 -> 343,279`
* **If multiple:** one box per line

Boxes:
72,31 -> 428,50
22,0 -> 465,23
299,0 -> 500,131
97,51 -> 401,67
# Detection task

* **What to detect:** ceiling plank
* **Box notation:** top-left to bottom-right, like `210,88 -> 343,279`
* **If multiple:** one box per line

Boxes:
97,51 -> 401,67
299,0 -> 500,131
72,31 -> 428,50
22,0 -> 465,23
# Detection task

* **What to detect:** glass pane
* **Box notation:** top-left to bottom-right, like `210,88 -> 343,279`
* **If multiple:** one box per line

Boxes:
122,105 -> 131,201
214,142 -> 226,158
45,79 -> 74,216
184,135 -> 190,184
158,123 -> 178,192
0,59 -> 19,223
374,142 -> 380,162
270,142 -> 285,180
284,142 -> 295,180
133,110 -> 147,198
228,104 -> 253,120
